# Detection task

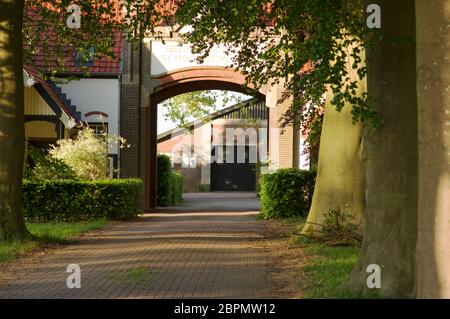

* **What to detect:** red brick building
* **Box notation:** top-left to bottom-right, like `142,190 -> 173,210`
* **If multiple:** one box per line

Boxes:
25,19 -> 308,208
157,98 -> 268,192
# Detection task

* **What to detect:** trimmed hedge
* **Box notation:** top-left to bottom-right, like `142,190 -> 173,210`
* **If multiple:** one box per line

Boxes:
157,154 -> 172,206
157,154 -> 184,206
23,179 -> 143,222
259,168 -> 316,219
171,172 -> 184,204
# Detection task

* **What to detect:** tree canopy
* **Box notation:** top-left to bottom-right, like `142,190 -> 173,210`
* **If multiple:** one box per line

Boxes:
160,90 -> 248,129
23,0 -> 173,73
176,0 -> 381,133
23,0 -> 380,134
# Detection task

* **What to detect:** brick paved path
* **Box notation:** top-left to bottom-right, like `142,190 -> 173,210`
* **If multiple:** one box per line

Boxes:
0,210 -> 270,299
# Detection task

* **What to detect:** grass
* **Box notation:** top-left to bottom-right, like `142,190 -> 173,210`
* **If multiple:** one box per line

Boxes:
0,241 -> 39,262
27,219 -> 108,243
105,267 -> 154,287
290,219 -> 360,298
0,219 -> 108,263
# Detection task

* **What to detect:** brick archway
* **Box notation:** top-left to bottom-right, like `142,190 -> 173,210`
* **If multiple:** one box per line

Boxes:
144,67 -> 266,210
150,67 -> 263,105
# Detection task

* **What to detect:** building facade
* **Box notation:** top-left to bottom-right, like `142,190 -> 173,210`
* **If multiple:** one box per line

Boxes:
25,25 -> 309,208
157,99 -> 270,192
25,34 -> 122,177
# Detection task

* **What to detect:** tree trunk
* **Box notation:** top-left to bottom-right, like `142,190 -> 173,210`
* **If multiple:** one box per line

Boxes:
302,30 -> 366,234
345,0 -> 418,298
415,0 -> 450,298
301,91 -> 365,234
0,0 -> 28,240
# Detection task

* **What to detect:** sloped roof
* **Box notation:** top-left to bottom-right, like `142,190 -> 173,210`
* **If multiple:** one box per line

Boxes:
27,32 -> 122,76
24,65 -> 81,128
157,98 -> 267,142
24,2 -> 123,76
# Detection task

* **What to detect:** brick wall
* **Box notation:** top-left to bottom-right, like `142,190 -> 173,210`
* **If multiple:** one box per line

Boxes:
267,88 -> 294,169
120,41 -> 142,178
119,38 -> 296,200
120,84 -> 140,178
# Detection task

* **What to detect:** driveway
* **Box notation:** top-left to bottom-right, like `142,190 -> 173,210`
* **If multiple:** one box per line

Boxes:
0,192 -> 273,299
158,192 -> 260,212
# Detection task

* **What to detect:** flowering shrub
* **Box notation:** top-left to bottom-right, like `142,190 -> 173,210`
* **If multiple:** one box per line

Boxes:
26,145 -> 78,180
47,126 -> 127,180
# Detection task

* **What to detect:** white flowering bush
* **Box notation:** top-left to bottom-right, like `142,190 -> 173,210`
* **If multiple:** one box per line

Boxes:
48,126 -> 128,180
29,150 -> 79,181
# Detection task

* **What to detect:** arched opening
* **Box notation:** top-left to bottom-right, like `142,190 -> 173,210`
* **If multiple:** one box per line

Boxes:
144,68 -> 268,210
150,66 -> 265,105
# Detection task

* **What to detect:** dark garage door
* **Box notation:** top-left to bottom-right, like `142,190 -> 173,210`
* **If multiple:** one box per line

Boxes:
210,145 -> 256,191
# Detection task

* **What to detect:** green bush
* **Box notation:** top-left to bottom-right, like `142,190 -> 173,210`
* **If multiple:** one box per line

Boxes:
157,154 -> 173,206
259,168 -> 316,219
157,154 -> 184,206
48,126 -> 124,180
23,179 -> 143,222
195,184 -> 206,192
171,172 -> 184,203
26,145 -> 78,181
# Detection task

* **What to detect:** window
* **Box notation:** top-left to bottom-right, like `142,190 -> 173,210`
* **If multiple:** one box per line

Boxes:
88,122 -> 108,136
181,154 -> 197,168
75,47 -> 95,67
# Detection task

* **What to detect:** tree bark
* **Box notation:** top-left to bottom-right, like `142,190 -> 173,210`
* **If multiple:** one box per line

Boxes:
301,90 -> 365,234
345,0 -> 418,298
0,0 -> 28,240
415,0 -> 450,298
302,29 -> 366,234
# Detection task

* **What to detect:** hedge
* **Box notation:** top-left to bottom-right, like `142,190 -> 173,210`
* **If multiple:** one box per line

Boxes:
157,154 -> 184,206
22,178 -> 143,222
171,172 -> 184,204
259,168 -> 316,219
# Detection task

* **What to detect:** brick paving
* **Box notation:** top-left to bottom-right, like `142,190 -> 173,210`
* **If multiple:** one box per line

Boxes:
0,198 -> 271,299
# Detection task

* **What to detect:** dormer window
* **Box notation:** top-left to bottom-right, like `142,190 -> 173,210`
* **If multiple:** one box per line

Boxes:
75,47 -> 95,67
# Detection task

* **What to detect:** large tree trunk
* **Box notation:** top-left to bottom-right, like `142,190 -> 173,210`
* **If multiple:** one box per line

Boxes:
301,91 -> 365,234
302,32 -> 366,234
0,0 -> 28,240
415,0 -> 450,298
345,0 -> 418,298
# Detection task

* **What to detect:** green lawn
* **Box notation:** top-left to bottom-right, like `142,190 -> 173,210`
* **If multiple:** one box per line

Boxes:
290,219 -> 360,298
0,219 -> 108,262
0,241 -> 39,262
